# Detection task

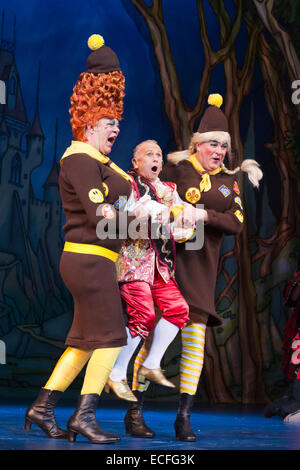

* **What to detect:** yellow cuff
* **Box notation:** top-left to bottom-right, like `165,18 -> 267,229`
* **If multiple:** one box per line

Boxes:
176,225 -> 196,243
171,205 -> 185,220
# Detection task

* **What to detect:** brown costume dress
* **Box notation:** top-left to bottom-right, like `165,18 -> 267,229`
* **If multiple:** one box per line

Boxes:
59,142 -> 134,349
160,157 -> 244,326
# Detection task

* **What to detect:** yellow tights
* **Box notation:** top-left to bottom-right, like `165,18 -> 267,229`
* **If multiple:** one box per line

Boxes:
44,346 -> 121,395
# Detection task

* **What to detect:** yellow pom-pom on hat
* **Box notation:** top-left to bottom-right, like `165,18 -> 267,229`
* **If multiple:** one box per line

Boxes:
208,93 -> 223,108
88,34 -> 105,51
197,93 -> 228,132
86,34 -> 121,74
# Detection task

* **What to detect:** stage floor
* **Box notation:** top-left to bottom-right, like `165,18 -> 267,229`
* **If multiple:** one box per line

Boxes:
1,399 -> 300,452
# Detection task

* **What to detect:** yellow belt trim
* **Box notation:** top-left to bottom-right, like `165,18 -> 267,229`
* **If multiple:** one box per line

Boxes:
64,242 -> 118,262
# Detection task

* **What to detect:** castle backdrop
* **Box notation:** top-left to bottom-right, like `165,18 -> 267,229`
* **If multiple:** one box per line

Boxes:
0,0 -> 299,404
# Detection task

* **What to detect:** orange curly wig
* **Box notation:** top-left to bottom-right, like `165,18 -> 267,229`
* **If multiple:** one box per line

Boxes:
69,70 -> 125,142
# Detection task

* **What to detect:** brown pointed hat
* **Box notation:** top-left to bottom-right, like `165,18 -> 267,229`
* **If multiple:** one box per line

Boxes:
86,34 -> 121,74
197,94 -> 229,133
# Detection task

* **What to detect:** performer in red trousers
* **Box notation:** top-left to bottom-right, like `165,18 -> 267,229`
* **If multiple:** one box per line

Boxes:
105,140 -> 205,423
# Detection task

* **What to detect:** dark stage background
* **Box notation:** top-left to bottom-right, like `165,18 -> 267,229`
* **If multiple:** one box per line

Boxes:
0,0 -> 299,405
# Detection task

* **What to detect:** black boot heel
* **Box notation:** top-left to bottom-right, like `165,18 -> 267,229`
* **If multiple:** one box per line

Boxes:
174,415 -> 196,442
24,388 -> 68,439
124,391 -> 155,438
67,394 -> 120,444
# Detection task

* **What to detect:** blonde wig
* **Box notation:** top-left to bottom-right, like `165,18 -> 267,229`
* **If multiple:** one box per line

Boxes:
167,131 -> 262,188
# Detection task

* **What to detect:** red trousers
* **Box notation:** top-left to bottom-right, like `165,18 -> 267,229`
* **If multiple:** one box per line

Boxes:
119,273 -> 189,338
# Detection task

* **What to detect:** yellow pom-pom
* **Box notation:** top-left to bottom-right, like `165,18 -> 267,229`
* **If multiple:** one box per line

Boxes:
88,34 -> 105,51
208,93 -> 223,108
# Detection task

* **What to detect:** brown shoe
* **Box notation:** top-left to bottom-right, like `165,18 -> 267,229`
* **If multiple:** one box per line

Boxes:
137,365 -> 176,388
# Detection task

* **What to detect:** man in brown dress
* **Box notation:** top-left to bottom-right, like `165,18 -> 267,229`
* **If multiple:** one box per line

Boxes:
25,34 -> 142,445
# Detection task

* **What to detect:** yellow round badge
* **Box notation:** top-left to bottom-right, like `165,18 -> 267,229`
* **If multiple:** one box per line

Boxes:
185,187 -> 201,204
88,188 -> 104,203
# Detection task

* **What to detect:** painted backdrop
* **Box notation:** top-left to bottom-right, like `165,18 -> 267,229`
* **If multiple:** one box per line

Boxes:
0,0 -> 299,404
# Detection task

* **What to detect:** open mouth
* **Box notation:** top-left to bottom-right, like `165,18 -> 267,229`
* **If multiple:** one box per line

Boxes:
151,165 -> 158,172
106,136 -> 117,149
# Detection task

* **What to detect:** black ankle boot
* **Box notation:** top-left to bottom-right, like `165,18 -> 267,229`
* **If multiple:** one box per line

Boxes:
174,393 -> 196,442
25,388 -> 68,439
67,393 -> 120,444
124,391 -> 155,438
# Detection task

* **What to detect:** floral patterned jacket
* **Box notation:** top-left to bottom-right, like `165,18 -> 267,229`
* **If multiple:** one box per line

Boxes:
116,178 -> 192,285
